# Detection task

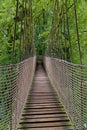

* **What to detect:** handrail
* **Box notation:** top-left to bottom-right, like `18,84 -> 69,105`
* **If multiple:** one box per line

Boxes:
0,56 -> 36,130
44,56 -> 87,130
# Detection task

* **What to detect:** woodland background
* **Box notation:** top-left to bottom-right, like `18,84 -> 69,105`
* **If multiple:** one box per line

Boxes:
0,0 -> 87,65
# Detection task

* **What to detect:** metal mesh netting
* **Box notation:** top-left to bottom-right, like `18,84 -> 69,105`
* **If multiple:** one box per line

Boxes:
44,57 -> 87,130
0,56 -> 36,130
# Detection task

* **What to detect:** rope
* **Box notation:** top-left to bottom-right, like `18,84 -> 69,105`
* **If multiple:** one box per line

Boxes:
12,0 -> 34,63
47,0 -> 82,65
44,57 -> 87,130
12,0 -> 19,63
73,0 -> 82,65
0,56 -> 36,130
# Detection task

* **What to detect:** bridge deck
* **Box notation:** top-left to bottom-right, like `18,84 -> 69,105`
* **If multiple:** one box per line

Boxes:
18,64 -> 73,130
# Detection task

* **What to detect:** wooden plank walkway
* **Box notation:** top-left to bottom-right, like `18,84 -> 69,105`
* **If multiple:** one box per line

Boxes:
18,63 -> 73,130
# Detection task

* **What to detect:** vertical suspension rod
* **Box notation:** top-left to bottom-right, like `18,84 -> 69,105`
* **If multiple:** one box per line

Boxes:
65,0 -> 72,62
19,0 -> 25,62
73,0 -> 82,65
12,0 -> 19,63
62,0 -> 67,60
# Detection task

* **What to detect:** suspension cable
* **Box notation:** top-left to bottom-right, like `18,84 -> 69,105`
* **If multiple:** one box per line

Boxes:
62,0 -> 67,60
19,0 -> 25,62
65,0 -> 73,62
73,0 -> 82,65
12,0 -> 19,64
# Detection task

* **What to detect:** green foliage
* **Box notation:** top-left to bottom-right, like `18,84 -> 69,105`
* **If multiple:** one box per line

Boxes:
0,0 -> 87,65
68,0 -> 87,64
0,0 -> 33,65
0,0 -> 15,65
33,0 -> 54,55
47,0 -> 87,65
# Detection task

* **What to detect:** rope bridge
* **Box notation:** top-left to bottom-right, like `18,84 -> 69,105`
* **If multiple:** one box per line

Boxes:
0,57 -> 36,130
44,57 -> 87,130
0,56 -> 87,130
0,0 -> 87,130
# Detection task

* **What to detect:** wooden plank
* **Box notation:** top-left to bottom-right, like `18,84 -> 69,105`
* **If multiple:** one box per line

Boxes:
20,117 -> 69,123
23,107 -> 64,111
24,105 -> 63,109
18,127 -> 73,130
21,115 -> 68,120
20,113 -> 68,120
22,111 -> 66,116
18,121 -> 72,128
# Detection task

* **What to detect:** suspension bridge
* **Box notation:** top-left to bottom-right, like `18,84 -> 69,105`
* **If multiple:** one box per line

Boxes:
0,0 -> 87,130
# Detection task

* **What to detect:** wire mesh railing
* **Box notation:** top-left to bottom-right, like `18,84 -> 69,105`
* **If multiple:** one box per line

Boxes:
0,56 -> 36,130
44,56 -> 87,130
